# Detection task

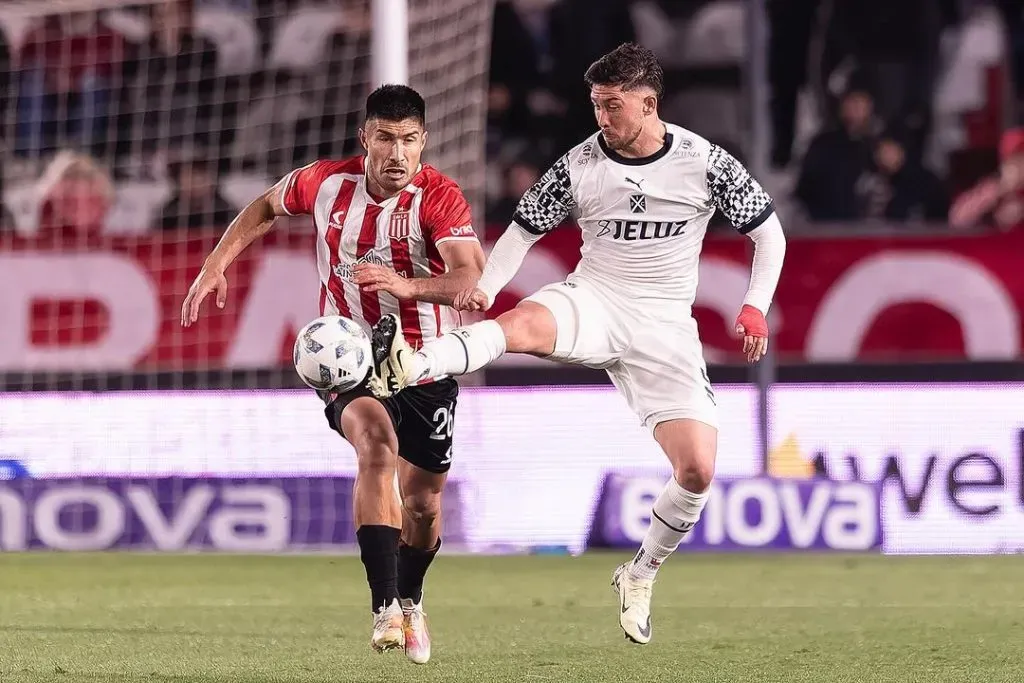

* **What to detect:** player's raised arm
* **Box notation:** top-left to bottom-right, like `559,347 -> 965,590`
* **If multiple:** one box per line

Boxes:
461,154 -> 576,311
181,162 -> 326,327
706,145 -> 787,363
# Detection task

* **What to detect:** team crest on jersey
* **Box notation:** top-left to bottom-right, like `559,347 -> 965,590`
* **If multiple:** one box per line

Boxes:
388,208 -> 411,240
629,193 -> 647,214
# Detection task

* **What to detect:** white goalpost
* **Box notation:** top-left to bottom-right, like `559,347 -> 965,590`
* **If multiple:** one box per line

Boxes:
371,0 -> 409,87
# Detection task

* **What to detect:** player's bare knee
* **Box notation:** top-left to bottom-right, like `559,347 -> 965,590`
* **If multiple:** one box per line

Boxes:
495,308 -> 532,352
498,303 -> 556,355
403,490 -> 441,526
673,458 -> 715,493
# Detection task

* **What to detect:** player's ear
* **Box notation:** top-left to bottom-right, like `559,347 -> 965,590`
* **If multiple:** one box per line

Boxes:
358,127 -> 368,151
643,95 -> 657,116
421,129 -> 428,149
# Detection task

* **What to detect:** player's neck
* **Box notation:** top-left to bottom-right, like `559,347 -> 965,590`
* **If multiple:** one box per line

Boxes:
365,175 -> 400,203
615,120 -> 668,159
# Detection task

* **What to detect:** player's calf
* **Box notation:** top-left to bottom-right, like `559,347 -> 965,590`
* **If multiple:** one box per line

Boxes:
340,400 -> 404,622
628,478 -> 709,581
627,418 -> 715,580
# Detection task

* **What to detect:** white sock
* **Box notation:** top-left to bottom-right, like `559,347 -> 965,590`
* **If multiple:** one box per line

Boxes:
628,479 -> 709,581
410,320 -> 507,382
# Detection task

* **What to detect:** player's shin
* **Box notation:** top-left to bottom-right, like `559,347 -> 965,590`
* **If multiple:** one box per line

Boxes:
396,501 -> 441,664
628,479 -> 709,581
409,320 -> 507,382
398,538 -> 441,605
350,442 -> 403,613
357,525 -> 401,612
397,494 -> 442,604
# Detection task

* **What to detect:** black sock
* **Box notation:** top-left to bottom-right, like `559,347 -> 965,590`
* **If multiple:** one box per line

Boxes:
356,525 -> 401,612
397,537 -> 441,605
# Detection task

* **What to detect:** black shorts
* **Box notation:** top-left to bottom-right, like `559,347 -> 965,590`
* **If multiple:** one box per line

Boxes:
322,378 -> 459,474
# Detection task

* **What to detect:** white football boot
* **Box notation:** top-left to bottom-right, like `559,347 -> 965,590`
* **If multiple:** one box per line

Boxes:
369,314 -> 416,397
400,598 -> 432,664
611,563 -> 654,644
370,599 -> 405,653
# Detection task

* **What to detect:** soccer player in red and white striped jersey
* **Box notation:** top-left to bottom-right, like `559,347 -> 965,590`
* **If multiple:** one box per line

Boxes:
278,139 -> 479,347
181,85 -> 485,663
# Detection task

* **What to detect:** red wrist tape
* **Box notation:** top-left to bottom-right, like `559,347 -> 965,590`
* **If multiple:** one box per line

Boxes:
735,304 -> 769,337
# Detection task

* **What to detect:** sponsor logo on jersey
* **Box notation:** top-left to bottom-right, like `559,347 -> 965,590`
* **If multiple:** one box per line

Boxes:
578,142 -> 593,164
628,194 -> 646,214
389,208 -> 411,240
448,225 -> 476,237
328,210 -> 346,230
677,137 -> 700,157
596,219 -> 688,241
334,250 -> 387,280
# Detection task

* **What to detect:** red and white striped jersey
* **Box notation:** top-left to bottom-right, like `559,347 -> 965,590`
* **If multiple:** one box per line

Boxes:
280,156 -> 478,349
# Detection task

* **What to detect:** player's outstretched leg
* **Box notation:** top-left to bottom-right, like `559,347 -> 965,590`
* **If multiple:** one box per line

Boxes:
613,418 -> 715,644
371,303 -> 557,394
337,397 -> 406,652
371,314 -> 506,393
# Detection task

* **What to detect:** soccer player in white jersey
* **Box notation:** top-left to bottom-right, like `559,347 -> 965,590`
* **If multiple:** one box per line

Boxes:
371,44 -> 786,644
180,85 -> 485,661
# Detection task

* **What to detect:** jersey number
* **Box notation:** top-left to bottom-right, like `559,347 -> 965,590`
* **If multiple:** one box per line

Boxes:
430,404 -> 454,441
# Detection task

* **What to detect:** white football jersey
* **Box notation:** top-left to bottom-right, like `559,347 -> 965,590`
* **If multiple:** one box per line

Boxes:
512,123 -> 773,311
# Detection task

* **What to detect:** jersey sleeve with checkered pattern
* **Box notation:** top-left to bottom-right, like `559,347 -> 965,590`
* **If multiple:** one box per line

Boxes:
706,144 -> 774,234
512,154 -> 577,235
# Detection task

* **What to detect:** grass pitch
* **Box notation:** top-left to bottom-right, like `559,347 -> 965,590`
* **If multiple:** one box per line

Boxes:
1,552 -> 1021,682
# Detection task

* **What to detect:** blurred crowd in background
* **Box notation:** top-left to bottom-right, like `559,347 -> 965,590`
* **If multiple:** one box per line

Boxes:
1,0 -> 1023,237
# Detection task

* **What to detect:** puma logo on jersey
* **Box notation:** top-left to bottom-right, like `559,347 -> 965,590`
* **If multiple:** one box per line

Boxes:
625,177 -> 643,191
596,219 -> 688,241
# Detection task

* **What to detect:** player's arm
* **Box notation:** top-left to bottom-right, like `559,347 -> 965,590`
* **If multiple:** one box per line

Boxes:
706,145 -> 787,363
354,237 -> 486,306
460,154 -> 577,311
181,163 -> 319,327
403,239 -> 486,304
352,181 -> 485,305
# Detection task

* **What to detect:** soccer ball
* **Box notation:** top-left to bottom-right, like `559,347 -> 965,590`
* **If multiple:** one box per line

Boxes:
293,315 -> 373,392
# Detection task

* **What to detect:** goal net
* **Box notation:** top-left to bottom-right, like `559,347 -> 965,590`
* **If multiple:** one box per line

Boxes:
0,0 -> 494,393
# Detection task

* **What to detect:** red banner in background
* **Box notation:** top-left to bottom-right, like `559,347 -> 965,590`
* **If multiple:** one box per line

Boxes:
0,229 -> 1022,372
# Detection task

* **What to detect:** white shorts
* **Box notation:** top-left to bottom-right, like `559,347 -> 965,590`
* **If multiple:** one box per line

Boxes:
524,279 -> 718,431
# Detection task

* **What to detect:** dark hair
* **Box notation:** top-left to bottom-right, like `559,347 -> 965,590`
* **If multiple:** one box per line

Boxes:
584,43 -> 664,98
365,84 -> 426,124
